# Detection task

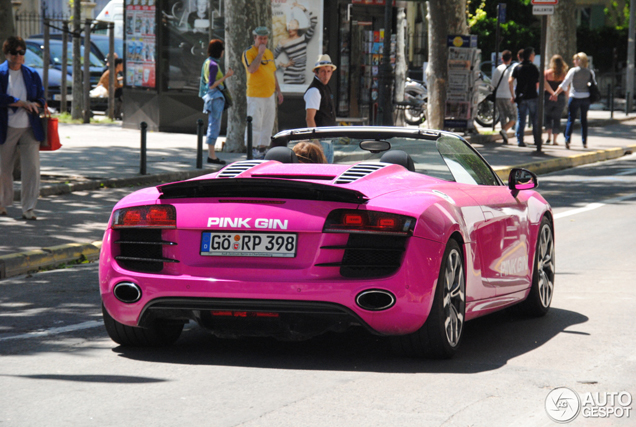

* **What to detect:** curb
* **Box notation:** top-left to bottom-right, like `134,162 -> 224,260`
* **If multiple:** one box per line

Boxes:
492,145 -> 635,181
17,168 -> 217,200
0,241 -> 102,279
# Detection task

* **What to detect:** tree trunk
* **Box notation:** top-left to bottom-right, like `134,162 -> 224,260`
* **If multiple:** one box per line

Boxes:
547,2 -> 577,70
71,0 -> 84,120
426,0 -> 468,130
0,0 -> 15,63
224,0 -> 272,153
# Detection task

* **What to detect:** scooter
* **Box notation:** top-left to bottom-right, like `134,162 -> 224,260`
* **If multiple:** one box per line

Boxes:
403,77 -> 427,126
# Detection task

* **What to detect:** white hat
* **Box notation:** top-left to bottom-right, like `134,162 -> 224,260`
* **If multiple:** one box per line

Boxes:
312,54 -> 337,72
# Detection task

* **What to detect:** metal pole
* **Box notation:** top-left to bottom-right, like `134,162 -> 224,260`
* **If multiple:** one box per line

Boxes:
246,116 -> 253,160
108,22 -> 115,120
536,15 -> 547,153
196,119 -> 204,169
610,82 -> 614,119
626,0 -> 636,113
378,1 -> 394,126
492,4 -> 501,132
140,122 -> 147,175
83,19 -> 91,123
43,19 -> 50,104
61,22 -> 68,113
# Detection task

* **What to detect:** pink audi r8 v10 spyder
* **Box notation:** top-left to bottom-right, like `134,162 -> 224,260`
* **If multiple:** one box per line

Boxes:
99,127 -> 555,359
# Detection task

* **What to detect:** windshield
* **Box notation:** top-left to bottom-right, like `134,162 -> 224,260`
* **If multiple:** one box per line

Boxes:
24,49 -> 44,68
91,37 -> 124,59
282,132 -> 500,186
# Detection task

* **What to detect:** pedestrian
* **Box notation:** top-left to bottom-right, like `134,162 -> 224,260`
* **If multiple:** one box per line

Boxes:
303,54 -> 337,162
491,50 -> 516,144
0,36 -> 45,220
199,39 -> 233,165
97,57 -> 124,119
543,55 -> 569,145
550,52 -> 596,150
242,26 -> 283,159
292,141 -> 326,164
509,47 -> 541,148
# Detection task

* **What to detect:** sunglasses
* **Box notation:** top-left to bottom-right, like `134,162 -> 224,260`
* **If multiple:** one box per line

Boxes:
10,49 -> 26,56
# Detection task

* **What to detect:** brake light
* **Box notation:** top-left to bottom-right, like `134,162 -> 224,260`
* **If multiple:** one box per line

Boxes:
112,205 -> 176,228
323,209 -> 415,235
343,213 -> 364,225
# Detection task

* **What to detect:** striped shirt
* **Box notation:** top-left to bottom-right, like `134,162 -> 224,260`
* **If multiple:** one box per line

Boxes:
274,12 -> 317,85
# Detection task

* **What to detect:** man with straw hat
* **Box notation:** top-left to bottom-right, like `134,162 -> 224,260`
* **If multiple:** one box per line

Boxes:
242,26 -> 283,159
304,54 -> 337,128
303,54 -> 337,162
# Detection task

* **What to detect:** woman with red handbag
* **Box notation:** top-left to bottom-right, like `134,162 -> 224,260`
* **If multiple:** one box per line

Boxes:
0,36 -> 45,220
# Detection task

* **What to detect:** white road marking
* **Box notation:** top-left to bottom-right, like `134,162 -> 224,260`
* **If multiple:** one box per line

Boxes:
555,193 -> 636,219
0,320 -> 103,342
615,168 -> 636,176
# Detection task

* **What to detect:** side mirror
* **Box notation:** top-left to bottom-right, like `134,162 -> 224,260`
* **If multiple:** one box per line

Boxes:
508,168 -> 538,191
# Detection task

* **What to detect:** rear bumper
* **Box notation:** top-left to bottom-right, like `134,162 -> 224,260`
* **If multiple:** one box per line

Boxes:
99,232 -> 445,336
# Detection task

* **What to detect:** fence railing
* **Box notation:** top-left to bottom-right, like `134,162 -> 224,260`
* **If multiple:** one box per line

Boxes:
15,12 -> 69,39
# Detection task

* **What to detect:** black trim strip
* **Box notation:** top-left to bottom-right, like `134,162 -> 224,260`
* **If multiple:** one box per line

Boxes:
320,245 -> 404,252
158,178 -> 368,204
114,240 -> 177,246
315,263 -> 401,268
115,256 -> 180,263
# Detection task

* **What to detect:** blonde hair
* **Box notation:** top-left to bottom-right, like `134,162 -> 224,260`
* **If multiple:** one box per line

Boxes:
292,142 -> 327,164
573,52 -> 589,68
550,55 -> 568,80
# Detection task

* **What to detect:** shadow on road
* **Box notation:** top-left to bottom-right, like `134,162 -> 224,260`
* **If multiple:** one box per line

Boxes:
114,307 -> 588,374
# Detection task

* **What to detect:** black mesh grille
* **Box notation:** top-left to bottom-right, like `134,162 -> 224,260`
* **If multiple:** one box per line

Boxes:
340,234 -> 407,278
116,229 -> 165,273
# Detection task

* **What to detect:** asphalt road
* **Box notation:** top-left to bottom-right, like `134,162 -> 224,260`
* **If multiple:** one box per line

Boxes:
1,155 -> 635,426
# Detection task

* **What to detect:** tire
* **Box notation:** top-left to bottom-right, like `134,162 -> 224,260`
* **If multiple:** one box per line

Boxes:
518,217 -> 555,317
102,304 -> 184,347
474,99 -> 499,127
392,239 -> 465,359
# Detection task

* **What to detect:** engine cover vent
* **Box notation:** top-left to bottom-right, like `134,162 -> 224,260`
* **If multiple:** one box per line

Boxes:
217,160 -> 267,178
335,163 -> 387,184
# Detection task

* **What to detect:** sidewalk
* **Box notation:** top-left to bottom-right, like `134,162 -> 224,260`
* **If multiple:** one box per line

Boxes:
1,110 -> 635,278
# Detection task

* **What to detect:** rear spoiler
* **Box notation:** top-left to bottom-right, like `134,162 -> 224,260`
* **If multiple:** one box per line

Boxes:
157,178 -> 368,204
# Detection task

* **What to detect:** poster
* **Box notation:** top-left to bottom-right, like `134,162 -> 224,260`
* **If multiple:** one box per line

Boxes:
160,0 -> 224,90
125,0 -> 156,88
272,0 -> 324,94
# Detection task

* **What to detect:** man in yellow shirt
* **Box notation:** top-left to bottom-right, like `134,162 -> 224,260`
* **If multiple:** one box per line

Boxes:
242,26 -> 283,159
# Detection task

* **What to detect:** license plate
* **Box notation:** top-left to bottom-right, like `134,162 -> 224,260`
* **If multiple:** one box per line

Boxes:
53,94 -> 72,101
201,232 -> 297,257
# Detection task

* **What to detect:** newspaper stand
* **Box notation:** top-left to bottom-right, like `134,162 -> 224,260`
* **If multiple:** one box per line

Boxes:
444,35 -> 481,131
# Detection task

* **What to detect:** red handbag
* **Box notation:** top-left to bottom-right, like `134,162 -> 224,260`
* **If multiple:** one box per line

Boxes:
40,107 -> 62,151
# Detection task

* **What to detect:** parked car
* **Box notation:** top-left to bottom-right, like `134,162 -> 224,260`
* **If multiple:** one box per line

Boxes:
29,33 -> 124,64
26,38 -> 105,88
99,126 -> 555,359
22,47 -> 72,109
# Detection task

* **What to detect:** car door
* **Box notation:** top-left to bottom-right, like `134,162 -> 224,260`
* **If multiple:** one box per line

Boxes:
437,136 -> 531,296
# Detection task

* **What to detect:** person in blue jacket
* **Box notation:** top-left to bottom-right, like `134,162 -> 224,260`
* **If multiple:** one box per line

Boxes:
0,36 -> 45,220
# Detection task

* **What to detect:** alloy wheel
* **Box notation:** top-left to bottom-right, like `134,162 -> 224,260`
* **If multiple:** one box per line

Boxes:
443,248 -> 465,347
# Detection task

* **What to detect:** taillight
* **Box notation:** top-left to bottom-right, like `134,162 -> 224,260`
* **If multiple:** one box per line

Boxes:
112,205 -> 176,228
323,209 -> 415,235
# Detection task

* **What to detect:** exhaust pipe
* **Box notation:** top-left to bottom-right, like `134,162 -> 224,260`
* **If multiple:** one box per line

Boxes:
356,289 -> 396,311
113,282 -> 142,303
